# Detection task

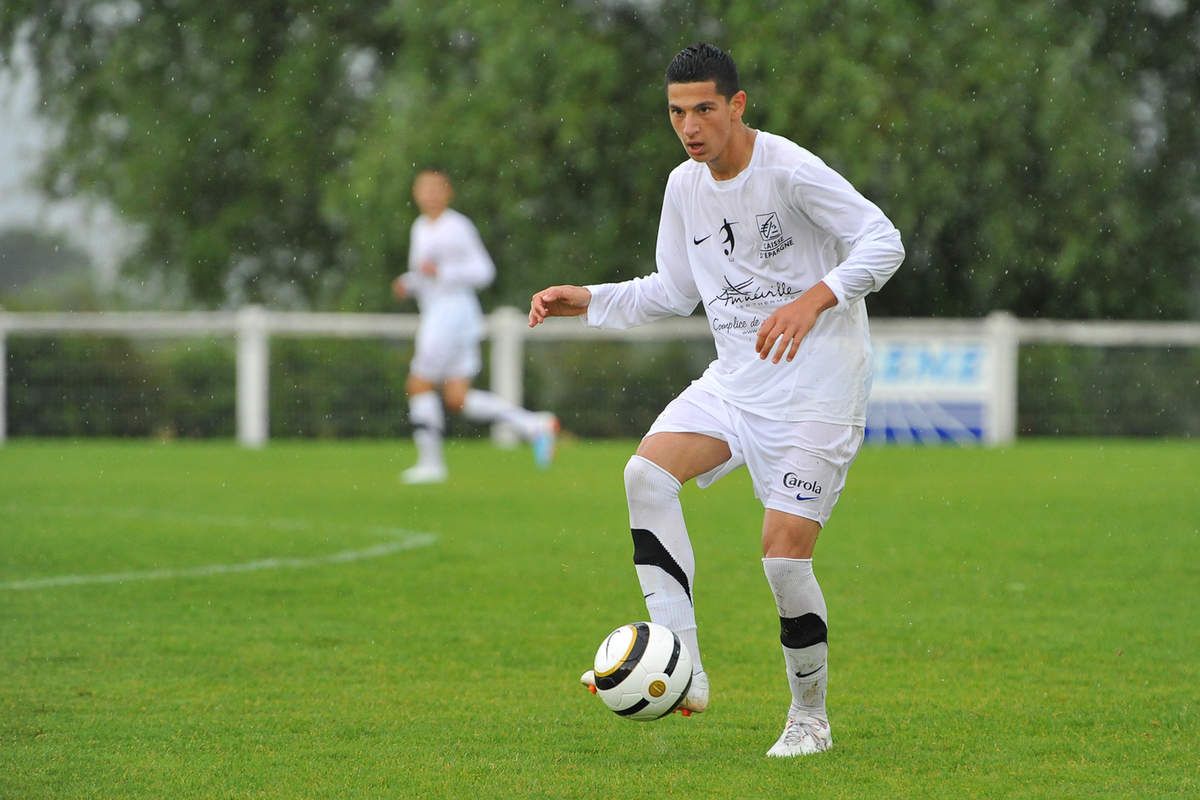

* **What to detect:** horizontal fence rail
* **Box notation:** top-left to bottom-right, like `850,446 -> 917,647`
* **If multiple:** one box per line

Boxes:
1,307 -> 1197,445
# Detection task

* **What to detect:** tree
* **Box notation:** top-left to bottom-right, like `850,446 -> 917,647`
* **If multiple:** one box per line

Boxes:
1,1 -> 400,308
3,0 -> 1197,318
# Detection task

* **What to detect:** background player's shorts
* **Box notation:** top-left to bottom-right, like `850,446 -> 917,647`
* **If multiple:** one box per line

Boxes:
410,333 -> 481,382
409,305 -> 483,382
645,383 -> 864,526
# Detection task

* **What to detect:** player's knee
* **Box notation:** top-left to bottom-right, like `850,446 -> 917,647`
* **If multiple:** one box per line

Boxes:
406,374 -> 435,397
624,455 -> 681,507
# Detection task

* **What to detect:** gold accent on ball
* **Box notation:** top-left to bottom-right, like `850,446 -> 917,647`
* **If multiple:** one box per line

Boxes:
648,680 -> 667,698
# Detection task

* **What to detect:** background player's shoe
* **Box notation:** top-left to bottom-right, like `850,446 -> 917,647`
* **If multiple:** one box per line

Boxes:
579,669 -> 597,693
400,464 -> 447,485
765,716 -> 832,757
532,413 -> 559,469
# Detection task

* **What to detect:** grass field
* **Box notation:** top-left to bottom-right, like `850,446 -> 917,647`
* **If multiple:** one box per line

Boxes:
1,438 -> 1197,798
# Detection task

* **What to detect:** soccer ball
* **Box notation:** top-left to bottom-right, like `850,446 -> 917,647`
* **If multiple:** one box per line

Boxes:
592,621 -> 692,720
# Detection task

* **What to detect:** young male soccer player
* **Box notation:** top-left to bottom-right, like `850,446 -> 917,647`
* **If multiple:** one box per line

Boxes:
529,43 -> 904,756
394,168 -> 557,484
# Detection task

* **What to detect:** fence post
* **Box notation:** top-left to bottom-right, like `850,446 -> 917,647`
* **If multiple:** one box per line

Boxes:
986,310 -> 1019,445
236,305 -> 269,448
489,306 -> 525,447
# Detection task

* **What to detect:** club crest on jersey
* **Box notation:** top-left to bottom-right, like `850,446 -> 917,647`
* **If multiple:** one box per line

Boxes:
756,211 -> 794,260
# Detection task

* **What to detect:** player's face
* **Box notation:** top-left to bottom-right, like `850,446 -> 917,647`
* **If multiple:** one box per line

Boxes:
412,171 -> 453,217
667,81 -> 746,167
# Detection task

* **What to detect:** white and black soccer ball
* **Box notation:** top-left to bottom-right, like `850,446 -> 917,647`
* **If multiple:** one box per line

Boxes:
592,621 -> 693,721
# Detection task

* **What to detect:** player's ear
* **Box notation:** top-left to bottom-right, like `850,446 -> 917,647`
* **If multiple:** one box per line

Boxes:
729,90 -> 747,121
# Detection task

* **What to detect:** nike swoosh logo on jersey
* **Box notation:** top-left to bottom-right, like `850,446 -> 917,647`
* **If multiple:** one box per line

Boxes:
692,234 -> 712,245
796,494 -> 819,501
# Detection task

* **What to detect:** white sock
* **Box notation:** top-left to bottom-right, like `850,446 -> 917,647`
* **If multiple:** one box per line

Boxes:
461,389 -> 542,439
763,557 -> 828,721
625,455 -> 703,674
409,391 -> 444,469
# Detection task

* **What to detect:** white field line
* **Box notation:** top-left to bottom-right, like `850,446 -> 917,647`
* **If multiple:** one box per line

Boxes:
0,504 -> 438,590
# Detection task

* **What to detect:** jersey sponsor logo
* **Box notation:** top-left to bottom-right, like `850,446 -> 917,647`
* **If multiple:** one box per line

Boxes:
707,275 -> 801,308
756,210 -> 794,260
783,472 -> 822,501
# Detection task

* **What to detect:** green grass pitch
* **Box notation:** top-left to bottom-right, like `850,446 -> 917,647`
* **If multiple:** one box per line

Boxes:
1,438 -> 1196,798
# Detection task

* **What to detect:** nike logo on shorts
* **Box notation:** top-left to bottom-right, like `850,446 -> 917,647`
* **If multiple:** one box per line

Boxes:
692,234 -> 712,245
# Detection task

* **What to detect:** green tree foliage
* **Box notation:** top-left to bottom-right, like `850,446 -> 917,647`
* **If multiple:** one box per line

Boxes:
2,0 -> 1196,318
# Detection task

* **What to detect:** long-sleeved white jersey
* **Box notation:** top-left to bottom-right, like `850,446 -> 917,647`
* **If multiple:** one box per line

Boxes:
400,208 -> 496,344
586,130 -> 904,425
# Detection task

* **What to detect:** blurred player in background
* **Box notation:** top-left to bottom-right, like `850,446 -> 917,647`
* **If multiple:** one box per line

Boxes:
529,43 -> 903,756
394,168 -> 558,485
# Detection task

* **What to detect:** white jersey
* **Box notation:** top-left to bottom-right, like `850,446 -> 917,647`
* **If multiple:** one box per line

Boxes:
586,130 -> 904,424
400,207 -> 495,343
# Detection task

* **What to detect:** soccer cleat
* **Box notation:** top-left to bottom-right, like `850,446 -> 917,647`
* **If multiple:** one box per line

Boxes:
677,669 -> 709,715
400,463 -> 448,485
765,716 -> 833,757
532,413 -> 559,469
580,668 -> 707,715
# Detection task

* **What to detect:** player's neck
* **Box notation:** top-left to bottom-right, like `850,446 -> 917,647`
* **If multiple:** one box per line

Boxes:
706,125 -> 757,181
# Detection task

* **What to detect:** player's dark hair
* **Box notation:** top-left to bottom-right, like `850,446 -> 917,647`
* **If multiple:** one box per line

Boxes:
664,42 -> 740,99
416,166 -> 451,182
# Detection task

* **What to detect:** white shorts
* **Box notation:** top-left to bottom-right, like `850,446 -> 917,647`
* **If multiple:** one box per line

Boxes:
645,384 -> 864,525
410,337 -> 481,382
410,315 -> 482,382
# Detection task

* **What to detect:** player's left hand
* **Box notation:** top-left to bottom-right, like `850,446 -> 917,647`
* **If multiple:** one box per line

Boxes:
755,282 -> 837,363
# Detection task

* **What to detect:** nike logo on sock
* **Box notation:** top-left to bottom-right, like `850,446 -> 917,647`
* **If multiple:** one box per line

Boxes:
795,666 -> 825,679
643,592 -> 656,600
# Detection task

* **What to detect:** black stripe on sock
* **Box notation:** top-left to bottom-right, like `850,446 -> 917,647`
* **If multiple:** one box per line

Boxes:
631,528 -> 691,602
779,613 -> 828,649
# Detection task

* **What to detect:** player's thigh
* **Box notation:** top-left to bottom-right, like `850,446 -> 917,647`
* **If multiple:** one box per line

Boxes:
636,431 -> 732,485
406,373 -> 437,396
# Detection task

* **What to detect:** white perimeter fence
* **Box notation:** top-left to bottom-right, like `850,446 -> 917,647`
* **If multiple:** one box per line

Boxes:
1,307 -> 1198,446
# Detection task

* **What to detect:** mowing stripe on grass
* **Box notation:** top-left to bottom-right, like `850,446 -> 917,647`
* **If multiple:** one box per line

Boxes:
0,531 -> 437,591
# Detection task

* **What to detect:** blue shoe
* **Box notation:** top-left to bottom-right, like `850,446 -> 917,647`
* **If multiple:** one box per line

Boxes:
532,413 -> 559,469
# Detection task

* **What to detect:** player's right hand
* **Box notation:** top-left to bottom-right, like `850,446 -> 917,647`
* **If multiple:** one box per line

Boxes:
529,285 -> 591,327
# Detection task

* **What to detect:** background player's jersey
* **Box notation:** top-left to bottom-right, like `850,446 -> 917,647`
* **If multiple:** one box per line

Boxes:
401,208 -> 495,344
586,131 -> 904,424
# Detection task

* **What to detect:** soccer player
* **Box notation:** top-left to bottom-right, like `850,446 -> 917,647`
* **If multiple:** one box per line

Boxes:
394,168 -> 558,484
529,43 -> 903,756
